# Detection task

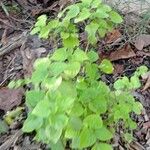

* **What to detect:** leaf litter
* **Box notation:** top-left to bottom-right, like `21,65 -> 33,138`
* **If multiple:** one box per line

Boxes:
100,44 -> 136,61
134,34 -> 150,51
142,71 -> 150,91
105,29 -> 122,44
0,88 -> 24,111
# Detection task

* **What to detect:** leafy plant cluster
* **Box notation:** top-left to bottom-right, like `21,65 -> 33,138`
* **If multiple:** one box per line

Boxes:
31,0 -> 123,46
9,0 -> 148,149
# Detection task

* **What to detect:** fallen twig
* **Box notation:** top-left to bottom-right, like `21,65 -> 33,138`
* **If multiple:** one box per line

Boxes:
0,130 -> 23,150
0,31 -> 28,57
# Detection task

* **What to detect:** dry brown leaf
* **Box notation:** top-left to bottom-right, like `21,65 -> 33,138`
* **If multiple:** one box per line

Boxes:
136,51 -> 150,57
134,34 -> 150,50
142,72 -> 150,91
0,88 -> 24,111
109,44 -> 136,61
106,29 -> 122,44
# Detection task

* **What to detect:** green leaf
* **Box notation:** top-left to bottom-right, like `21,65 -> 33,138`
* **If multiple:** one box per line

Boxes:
43,76 -> 62,91
33,57 -> 51,69
31,27 -> 40,35
99,19 -> 108,28
79,127 -> 96,148
34,128 -> 47,142
50,140 -> 64,150
114,77 -> 130,90
94,127 -> 113,141
8,79 -> 25,89
22,114 -> 43,132
114,79 -> 125,90
46,126 -> 62,144
39,26 -> 50,39
31,68 -> 48,84
32,99 -> 50,118
92,143 -> 113,150
70,117 -> 83,131
91,0 -> 102,8
95,9 -> 109,18
51,48 -> 68,61
85,22 -> 99,44
87,50 -> 99,62
81,0 -> 93,6
130,76 -> 141,89
85,63 -> 100,80
65,117 -> 82,139
71,48 -> 89,63
135,65 -> 148,76
88,95 -> 107,114
65,125 -> 80,139
32,58 -> 50,83
71,102 -> 84,117
58,6 -> 69,18
49,62 -> 67,76
109,11 -> 123,23
83,114 -> 103,129
63,34 -> 79,48
127,119 -> 137,130
65,5 -> 80,20
74,8 -> 91,23
26,90 -> 45,109
47,19 -> 59,30
99,59 -> 114,74
58,97 -> 75,112
50,114 -> 68,130
98,28 -> 107,37
100,4 -> 112,12
64,62 -> 81,78
132,102 -> 143,115
72,137 -> 81,148
58,81 -> 77,98
35,15 -> 47,27
61,32 -> 70,39
79,87 -> 99,103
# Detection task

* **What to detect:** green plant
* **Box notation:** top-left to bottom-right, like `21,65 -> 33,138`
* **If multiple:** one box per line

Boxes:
30,0 -> 122,46
9,0 -> 148,149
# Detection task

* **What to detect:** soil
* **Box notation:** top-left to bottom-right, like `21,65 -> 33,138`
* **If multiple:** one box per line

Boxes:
0,0 -> 150,150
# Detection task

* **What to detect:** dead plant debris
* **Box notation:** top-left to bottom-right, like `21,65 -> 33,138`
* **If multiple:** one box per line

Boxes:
134,34 -> 150,51
0,88 -> 24,111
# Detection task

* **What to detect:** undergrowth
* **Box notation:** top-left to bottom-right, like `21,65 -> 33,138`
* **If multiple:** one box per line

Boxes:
9,0 -> 148,149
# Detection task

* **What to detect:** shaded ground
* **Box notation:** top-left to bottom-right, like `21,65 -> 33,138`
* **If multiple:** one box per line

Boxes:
0,0 -> 150,149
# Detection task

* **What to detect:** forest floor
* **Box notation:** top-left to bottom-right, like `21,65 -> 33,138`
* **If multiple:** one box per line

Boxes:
0,0 -> 150,149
